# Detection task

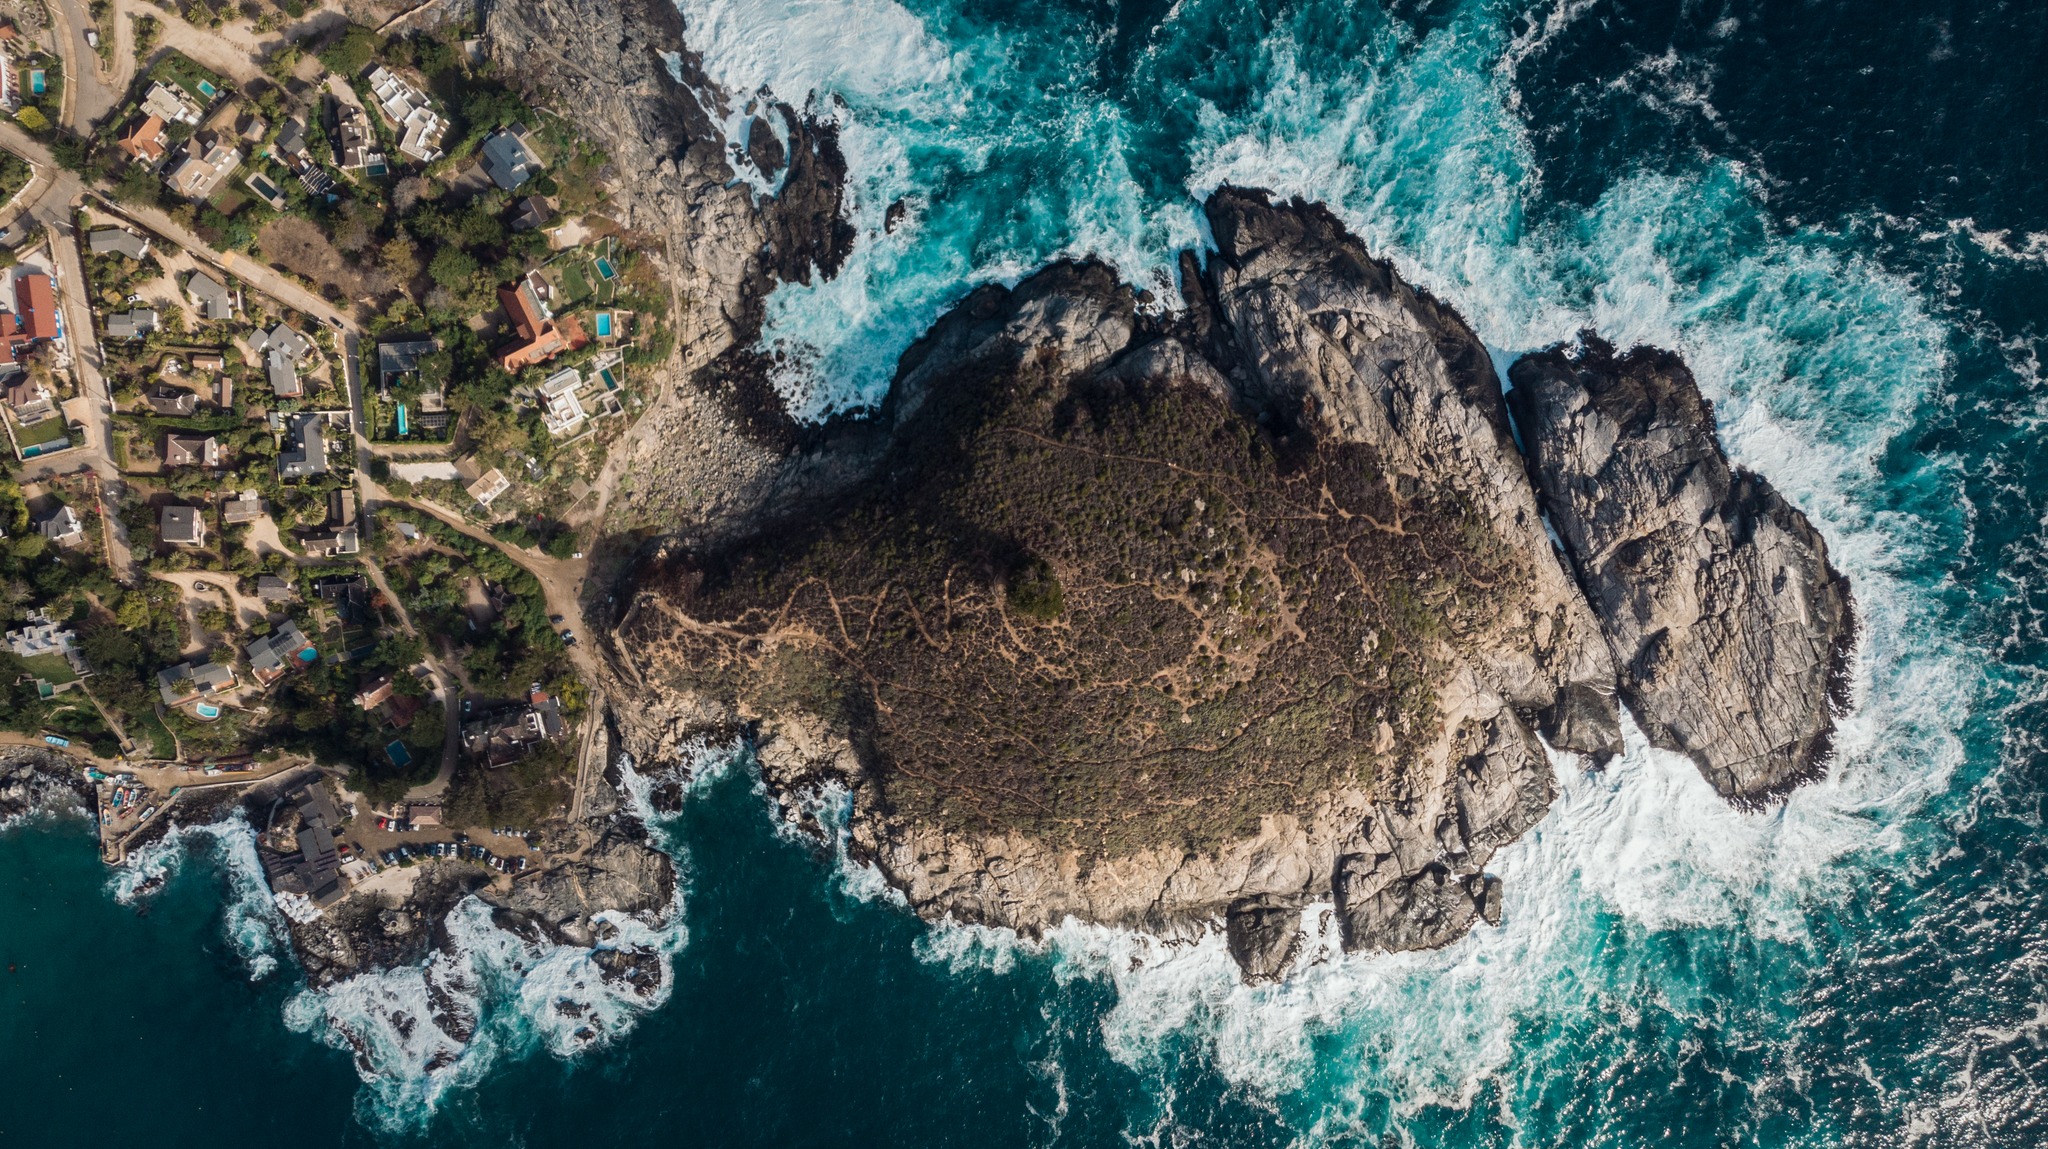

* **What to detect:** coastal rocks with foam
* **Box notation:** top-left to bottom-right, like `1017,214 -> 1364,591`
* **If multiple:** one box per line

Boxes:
481,824 -> 676,948
1506,338 -> 1857,804
0,749 -> 89,826
608,188 -> 1858,980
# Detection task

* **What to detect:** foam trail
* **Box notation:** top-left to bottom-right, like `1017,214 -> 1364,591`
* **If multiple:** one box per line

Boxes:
111,813 -> 288,981
283,747 -> 749,1132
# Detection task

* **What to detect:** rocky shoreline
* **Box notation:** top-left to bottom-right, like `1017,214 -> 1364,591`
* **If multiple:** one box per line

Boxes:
0,750 -> 92,827
602,189 -> 1856,981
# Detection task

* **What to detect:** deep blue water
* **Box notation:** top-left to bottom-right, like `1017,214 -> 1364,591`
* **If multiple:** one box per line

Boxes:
10,0 -> 2048,1143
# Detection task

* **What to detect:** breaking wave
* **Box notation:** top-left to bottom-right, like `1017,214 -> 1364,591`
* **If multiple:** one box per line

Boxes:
111,813 -> 288,982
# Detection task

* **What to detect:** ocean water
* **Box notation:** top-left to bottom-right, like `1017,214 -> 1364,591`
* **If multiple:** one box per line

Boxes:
7,0 -> 2048,1143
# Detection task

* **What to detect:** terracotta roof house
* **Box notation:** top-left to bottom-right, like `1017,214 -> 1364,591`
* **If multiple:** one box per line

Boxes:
117,114 -> 170,163
493,279 -> 585,372
15,272 -> 54,342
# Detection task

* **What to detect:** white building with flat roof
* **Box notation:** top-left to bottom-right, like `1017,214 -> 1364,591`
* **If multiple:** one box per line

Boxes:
537,367 -> 585,436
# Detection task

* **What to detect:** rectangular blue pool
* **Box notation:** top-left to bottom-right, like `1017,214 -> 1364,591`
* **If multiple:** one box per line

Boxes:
594,312 -> 612,337
396,405 -> 409,435
598,366 -> 619,390
385,740 -> 412,767
197,79 -> 217,98
595,258 -> 617,281
30,70 -> 44,95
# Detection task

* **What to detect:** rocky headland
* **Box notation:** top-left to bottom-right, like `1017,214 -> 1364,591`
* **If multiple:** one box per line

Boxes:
601,188 -> 1856,980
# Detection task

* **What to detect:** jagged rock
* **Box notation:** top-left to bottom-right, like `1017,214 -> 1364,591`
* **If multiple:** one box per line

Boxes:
1225,895 -> 1306,983
1507,338 -> 1856,804
610,191 -> 1645,978
0,750 -> 89,824
480,826 -> 675,948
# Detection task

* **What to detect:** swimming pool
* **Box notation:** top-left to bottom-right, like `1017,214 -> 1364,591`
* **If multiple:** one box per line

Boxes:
29,70 -> 44,95
297,648 -> 319,663
195,703 -> 221,719
598,366 -> 619,390
385,740 -> 412,768
197,80 -> 217,99
595,258 -> 617,281
396,405 -> 409,435
594,312 -> 612,337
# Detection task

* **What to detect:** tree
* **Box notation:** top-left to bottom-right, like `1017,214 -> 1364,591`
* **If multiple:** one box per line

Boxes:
317,25 -> 378,79
14,106 -> 49,133
427,247 -> 478,293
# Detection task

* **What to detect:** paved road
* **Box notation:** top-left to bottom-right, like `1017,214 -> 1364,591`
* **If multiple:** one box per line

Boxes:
47,0 -> 119,131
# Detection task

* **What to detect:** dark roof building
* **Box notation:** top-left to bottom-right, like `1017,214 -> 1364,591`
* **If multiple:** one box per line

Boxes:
278,413 -> 327,479
158,504 -> 206,546
375,337 -> 438,387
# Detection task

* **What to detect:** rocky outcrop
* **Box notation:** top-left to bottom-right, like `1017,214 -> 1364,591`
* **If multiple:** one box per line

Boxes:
0,750 -> 89,825
1507,339 -> 1856,804
480,825 -> 676,948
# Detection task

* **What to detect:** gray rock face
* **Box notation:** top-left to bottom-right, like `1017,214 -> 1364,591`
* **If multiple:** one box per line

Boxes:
482,826 -> 676,948
1507,338 -> 1856,804
1225,896 -> 1306,984
0,750 -> 88,824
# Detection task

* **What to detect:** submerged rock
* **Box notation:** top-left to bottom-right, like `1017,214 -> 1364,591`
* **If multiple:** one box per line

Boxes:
1507,338 -> 1856,805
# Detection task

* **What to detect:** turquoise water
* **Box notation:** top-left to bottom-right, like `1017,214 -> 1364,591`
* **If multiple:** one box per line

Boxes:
10,0 -> 2048,1143
596,311 -> 614,337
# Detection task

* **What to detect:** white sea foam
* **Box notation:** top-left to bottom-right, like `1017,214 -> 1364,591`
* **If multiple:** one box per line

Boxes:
287,888 -> 687,1133
285,751 -> 715,1132
110,812 -> 288,981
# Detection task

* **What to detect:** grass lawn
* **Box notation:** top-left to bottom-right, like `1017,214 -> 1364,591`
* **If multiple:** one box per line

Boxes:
18,652 -> 78,684
210,186 -> 249,216
14,416 -> 70,449
557,261 -> 593,307
134,705 -> 176,759
149,53 -> 227,108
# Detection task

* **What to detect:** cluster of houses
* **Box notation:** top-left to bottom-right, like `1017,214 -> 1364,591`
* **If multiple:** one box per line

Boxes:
263,779 -> 348,910
154,474 -> 354,560
367,66 -> 445,164
460,687 -> 565,768
116,80 -> 249,203
5,607 -> 92,682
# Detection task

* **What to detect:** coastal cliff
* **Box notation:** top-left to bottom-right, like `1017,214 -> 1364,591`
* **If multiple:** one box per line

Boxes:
467,1 -> 1852,978
600,188 -> 1854,979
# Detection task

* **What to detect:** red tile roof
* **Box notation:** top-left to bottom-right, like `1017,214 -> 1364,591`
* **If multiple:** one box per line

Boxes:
16,273 -> 55,342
